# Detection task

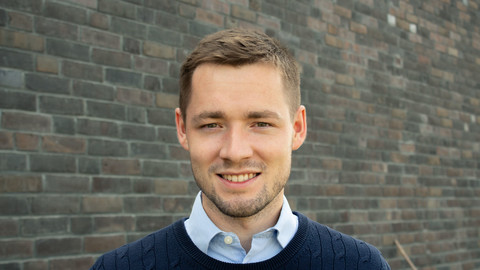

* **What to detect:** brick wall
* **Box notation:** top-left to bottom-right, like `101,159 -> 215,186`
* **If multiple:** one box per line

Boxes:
0,0 -> 479,269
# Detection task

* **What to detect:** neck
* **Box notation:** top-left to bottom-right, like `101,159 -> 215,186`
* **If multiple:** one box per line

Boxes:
201,191 -> 284,252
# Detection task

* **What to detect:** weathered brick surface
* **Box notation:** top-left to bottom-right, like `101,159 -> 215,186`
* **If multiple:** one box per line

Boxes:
82,196 -> 123,213
0,1 -> 479,269
49,257 -> 94,270
0,240 -> 33,259
36,55 -> 58,74
35,237 -> 82,257
84,234 -> 126,253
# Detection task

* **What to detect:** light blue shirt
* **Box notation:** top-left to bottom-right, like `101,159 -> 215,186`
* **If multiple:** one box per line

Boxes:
184,192 -> 298,263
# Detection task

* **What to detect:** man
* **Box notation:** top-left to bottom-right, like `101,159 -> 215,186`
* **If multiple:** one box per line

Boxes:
91,28 -> 390,269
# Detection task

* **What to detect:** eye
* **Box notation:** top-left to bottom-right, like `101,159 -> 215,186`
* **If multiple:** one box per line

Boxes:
202,123 -> 219,129
255,122 -> 271,128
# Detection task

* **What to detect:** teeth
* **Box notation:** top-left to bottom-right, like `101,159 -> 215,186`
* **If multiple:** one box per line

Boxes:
222,173 -> 257,182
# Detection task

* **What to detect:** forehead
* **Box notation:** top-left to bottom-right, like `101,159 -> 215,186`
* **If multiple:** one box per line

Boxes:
186,63 -> 289,117
192,62 -> 282,87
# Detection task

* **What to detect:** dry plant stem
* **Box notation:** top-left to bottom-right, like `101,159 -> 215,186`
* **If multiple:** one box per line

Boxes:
395,239 -> 417,270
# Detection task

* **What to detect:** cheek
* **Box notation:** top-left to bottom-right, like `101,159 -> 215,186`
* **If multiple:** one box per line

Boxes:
252,134 -> 293,162
187,136 -> 220,161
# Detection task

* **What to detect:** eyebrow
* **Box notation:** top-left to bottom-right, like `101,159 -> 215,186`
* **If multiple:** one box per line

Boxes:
191,111 -> 225,124
191,110 -> 281,124
246,110 -> 282,120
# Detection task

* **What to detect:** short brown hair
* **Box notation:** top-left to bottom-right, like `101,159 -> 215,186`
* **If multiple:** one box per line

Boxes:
179,28 -> 300,120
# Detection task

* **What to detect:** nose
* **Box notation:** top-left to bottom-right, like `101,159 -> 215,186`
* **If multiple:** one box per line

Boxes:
219,125 -> 254,163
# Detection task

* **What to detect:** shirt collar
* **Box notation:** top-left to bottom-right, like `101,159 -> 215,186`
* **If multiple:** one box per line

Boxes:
271,195 -> 298,248
184,192 -> 222,254
184,192 -> 298,253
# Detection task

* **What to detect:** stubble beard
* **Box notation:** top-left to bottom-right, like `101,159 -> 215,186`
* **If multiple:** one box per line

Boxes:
191,160 -> 290,218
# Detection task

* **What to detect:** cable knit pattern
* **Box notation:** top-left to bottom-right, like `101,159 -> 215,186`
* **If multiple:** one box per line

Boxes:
90,212 -> 390,270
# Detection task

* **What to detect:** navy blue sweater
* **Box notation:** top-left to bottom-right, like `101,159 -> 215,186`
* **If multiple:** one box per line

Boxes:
91,212 -> 390,269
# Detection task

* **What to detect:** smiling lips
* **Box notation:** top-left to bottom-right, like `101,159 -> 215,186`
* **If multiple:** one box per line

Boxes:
220,173 -> 259,183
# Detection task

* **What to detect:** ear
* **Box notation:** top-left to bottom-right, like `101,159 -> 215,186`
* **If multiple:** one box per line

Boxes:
291,105 -> 307,151
175,108 -> 189,151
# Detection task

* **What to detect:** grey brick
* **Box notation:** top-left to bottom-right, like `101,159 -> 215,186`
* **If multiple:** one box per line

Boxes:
0,153 -> 27,171
157,126 -> 178,143
127,106 -> 146,123
35,17 -> 78,40
163,197 -> 194,213
53,116 -> 76,135
136,215 -> 174,232
22,217 -> 68,236
145,0 -> 177,13
49,255 -> 94,268
92,177 -> 131,193
1,0 -> 42,14
137,6 -> 155,23
317,56 -> 347,73
30,196 -> 80,215
131,142 -> 167,158
261,2 -> 285,19
134,56 -> 169,75
25,73 -> 69,94
178,3 -> 195,19
0,219 -> 18,237
71,217 -> 93,234
168,145 -> 190,161
98,0 -> 136,19
0,262 -> 21,269
0,69 -> 23,88
143,161 -> 179,177
183,34 -> 202,50
0,49 -> 34,71
148,27 -> 182,46
62,61 -> 103,82
73,81 -> 115,101
93,215 -> 134,233
162,77 -> 180,94
189,21 -> 219,37
35,237 -> 82,256
81,27 -> 121,50
78,157 -> 101,174
87,139 -> 128,156
43,175 -> 89,193
125,0 -> 143,5
111,17 -> 146,39
105,68 -> 142,87
147,108 -> 175,126
144,75 -> 161,91
123,196 -> 162,213
39,96 -> 83,116
46,39 -> 89,61
92,48 -> 131,68
123,37 -> 141,54
0,89 -> 36,111
0,9 -> 7,26
86,100 -> 126,121
2,111 -> 51,132
45,2 -> 87,24
155,11 -> 188,32
77,118 -> 119,137
0,197 -> 28,215
30,154 -> 76,173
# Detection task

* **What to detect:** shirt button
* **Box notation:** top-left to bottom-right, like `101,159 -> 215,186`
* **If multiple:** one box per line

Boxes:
224,236 -> 233,245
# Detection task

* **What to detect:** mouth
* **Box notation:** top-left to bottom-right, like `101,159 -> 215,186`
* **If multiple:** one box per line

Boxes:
219,173 -> 259,183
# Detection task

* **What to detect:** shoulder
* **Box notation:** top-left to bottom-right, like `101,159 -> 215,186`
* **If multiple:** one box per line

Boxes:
296,212 -> 391,270
90,220 -> 183,270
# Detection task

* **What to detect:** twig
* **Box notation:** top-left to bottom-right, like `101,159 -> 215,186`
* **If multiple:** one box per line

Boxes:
395,239 -> 417,270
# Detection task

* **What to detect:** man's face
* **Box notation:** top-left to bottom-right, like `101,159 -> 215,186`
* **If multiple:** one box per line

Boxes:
176,63 -> 306,218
